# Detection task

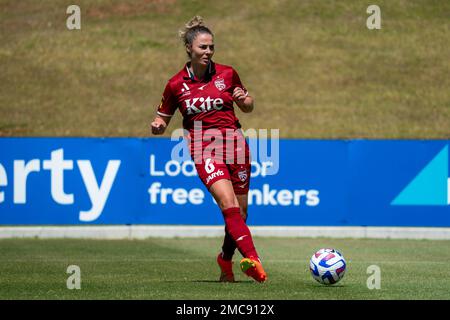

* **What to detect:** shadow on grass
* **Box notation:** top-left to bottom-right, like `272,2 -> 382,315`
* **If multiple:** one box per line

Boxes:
190,280 -> 252,284
308,284 -> 345,288
158,279 -> 253,284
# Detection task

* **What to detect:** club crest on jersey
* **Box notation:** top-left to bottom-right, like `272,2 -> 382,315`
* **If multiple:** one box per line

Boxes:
238,170 -> 247,182
214,77 -> 226,91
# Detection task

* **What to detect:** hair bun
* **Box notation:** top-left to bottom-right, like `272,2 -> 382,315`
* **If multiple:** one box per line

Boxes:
185,15 -> 205,29
178,15 -> 213,52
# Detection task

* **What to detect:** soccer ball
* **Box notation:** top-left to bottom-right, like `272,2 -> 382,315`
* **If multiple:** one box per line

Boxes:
309,248 -> 346,285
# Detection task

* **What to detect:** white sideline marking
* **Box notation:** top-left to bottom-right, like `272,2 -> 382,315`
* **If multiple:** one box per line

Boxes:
2,226 -> 450,240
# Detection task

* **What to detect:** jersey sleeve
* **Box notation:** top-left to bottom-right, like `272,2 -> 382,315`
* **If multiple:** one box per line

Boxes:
231,68 -> 248,95
156,81 -> 177,117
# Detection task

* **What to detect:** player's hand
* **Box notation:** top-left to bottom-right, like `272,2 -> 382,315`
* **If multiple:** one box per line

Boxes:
151,119 -> 166,135
232,87 -> 247,105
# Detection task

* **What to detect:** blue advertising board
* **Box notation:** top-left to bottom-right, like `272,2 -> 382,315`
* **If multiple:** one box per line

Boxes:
0,138 -> 449,226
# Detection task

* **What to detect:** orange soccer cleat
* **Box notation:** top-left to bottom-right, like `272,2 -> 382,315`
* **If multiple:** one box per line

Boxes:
217,253 -> 235,283
240,257 -> 267,283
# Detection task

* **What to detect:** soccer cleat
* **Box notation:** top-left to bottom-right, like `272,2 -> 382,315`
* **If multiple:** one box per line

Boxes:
240,257 -> 267,283
217,253 -> 235,283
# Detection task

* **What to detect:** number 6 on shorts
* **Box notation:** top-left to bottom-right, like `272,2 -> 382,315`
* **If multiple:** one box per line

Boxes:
205,158 -> 215,174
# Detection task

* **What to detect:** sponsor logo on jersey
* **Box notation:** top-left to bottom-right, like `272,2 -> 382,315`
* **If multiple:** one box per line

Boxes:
184,97 -> 224,115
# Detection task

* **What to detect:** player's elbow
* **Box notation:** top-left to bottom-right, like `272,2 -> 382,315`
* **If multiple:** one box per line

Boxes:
242,97 -> 254,113
242,104 -> 254,113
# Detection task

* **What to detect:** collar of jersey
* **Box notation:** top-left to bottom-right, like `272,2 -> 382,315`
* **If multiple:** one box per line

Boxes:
183,61 -> 216,82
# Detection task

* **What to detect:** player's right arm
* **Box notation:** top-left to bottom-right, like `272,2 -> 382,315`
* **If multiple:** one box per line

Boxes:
151,115 -> 171,135
151,81 -> 176,135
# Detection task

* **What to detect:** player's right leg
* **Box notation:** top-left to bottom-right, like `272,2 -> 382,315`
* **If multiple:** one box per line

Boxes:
239,257 -> 267,283
193,153 -> 266,283
220,195 -> 248,263
232,194 -> 266,283
219,201 -> 247,282
210,180 -> 267,283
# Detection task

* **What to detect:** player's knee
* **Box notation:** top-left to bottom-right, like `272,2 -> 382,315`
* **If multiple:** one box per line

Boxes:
217,197 -> 240,211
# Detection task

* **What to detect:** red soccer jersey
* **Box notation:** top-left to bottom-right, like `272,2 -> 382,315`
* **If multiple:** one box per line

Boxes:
156,61 -> 248,133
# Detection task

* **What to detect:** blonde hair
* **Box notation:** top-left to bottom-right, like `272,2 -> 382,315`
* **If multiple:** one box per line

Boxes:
179,16 -> 213,56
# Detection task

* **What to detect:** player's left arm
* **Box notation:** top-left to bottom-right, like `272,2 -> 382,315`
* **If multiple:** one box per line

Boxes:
231,68 -> 253,113
232,87 -> 254,113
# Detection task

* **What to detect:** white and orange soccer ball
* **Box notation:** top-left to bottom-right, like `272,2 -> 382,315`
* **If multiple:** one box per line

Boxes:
309,248 -> 346,285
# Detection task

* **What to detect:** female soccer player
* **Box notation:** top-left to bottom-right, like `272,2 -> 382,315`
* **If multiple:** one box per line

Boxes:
150,16 -> 267,283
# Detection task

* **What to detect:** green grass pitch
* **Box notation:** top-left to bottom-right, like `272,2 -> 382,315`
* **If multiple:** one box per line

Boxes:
1,237 -> 450,299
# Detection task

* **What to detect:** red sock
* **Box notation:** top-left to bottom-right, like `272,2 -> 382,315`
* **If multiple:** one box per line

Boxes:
222,207 -> 258,259
221,228 -> 236,261
221,213 -> 248,261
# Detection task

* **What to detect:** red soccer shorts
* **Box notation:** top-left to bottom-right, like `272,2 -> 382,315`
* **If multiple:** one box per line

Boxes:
189,129 -> 251,195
